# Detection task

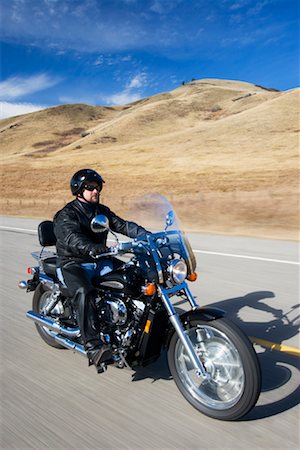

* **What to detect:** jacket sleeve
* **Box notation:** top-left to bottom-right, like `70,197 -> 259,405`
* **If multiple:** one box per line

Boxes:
107,209 -> 149,238
54,209 -> 107,257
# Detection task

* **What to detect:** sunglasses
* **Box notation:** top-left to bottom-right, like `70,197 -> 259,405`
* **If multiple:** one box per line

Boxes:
83,184 -> 102,192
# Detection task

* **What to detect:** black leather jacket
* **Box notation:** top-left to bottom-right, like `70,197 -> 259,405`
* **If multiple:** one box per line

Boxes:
53,199 -> 148,265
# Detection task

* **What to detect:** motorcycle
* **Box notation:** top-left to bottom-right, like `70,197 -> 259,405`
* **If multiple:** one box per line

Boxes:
19,194 -> 261,420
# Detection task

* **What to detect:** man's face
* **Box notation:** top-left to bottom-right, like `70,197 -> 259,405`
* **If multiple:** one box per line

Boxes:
82,181 -> 101,203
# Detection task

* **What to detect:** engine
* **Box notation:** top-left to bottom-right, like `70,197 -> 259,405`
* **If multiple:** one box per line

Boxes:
96,291 -> 146,349
102,298 -> 128,325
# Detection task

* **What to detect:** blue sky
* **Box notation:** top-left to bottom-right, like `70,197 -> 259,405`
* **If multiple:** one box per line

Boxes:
0,0 -> 299,118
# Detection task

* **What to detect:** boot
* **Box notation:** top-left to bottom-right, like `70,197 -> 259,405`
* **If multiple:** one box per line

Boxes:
86,341 -> 112,372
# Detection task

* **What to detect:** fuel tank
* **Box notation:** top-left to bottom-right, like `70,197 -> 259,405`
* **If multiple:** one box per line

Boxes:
93,265 -> 143,297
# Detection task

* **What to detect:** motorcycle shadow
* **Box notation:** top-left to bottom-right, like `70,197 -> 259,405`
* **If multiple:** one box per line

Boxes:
131,350 -> 171,383
207,291 -> 300,420
131,306 -> 187,383
131,292 -> 299,420
244,350 -> 300,420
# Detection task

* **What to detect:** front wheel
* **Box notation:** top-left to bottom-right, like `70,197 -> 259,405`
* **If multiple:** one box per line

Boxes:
168,318 -> 261,420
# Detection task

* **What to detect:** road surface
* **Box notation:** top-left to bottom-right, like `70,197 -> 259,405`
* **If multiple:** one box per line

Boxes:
0,216 -> 299,449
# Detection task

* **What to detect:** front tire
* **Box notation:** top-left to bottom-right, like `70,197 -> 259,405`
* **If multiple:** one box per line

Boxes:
168,318 -> 261,420
32,283 -> 65,349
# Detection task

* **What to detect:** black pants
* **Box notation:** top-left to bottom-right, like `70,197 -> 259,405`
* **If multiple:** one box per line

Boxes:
58,261 -> 102,350
58,259 -> 121,351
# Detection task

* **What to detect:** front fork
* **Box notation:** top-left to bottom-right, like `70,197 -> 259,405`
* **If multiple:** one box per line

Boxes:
158,283 -> 209,379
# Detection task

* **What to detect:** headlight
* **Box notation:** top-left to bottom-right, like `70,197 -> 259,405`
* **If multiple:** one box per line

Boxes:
168,259 -> 187,284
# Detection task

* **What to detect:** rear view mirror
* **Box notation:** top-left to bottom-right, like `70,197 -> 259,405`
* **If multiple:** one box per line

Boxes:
91,215 -> 109,233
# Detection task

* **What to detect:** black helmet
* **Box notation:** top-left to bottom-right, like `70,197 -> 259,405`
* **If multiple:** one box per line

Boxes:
70,169 -> 105,196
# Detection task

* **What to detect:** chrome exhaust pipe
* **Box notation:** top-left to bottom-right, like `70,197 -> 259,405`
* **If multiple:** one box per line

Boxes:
26,310 -> 81,338
48,331 -> 86,356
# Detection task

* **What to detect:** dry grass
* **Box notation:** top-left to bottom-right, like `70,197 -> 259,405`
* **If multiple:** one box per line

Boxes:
1,79 -> 299,240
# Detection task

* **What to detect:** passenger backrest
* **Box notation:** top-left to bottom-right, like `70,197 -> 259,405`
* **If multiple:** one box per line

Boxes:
38,220 -> 56,247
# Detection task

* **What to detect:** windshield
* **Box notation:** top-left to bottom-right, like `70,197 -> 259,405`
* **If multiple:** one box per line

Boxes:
128,193 -> 197,274
128,193 -> 181,232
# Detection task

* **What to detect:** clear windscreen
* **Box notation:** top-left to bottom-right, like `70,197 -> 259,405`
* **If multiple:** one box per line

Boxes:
127,193 -> 180,232
128,193 -> 196,274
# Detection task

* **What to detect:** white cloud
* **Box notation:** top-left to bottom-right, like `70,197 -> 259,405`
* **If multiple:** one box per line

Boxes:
105,91 -> 141,105
221,22 -> 284,47
94,56 -> 104,66
104,72 -> 148,105
0,74 -> 62,100
1,0 -> 184,53
227,0 -> 269,16
92,54 -> 135,68
57,72 -> 147,106
150,0 -> 182,14
228,1 -> 250,10
0,101 -> 46,119
127,73 -> 147,89
150,0 -> 165,14
1,0 -> 283,59
121,55 -> 133,62
247,1 -> 269,16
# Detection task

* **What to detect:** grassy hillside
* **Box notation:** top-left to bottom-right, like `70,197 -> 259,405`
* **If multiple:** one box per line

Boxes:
1,79 -> 299,240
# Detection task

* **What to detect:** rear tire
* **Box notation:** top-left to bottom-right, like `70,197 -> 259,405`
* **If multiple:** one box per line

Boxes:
32,283 -> 65,349
168,318 -> 261,420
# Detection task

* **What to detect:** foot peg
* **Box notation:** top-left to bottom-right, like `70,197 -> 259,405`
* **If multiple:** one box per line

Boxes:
96,362 -> 107,374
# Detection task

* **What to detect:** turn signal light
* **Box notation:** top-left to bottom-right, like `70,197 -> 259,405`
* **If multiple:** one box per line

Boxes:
144,319 -> 152,334
143,283 -> 156,296
187,272 -> 198,282
18,280 -> 27,289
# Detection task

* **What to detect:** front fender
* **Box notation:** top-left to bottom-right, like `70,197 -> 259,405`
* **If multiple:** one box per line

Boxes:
165,307 -> 225,348
180,307 -> 225,324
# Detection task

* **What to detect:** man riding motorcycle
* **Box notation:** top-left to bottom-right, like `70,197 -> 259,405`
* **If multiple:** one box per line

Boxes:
53,169 -> 148,372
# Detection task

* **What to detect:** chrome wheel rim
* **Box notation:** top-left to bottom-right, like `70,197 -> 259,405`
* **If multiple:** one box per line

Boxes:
174,325 -> 245,410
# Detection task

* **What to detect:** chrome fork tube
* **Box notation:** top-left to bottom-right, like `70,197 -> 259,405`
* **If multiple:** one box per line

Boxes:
158,286 -> 208,378
184,283 -> 199,310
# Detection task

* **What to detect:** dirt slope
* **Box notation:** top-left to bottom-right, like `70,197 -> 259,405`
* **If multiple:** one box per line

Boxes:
1,79 -> 299,240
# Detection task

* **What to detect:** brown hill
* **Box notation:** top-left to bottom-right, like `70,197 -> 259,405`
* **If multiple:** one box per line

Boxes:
1,79 -> 299,240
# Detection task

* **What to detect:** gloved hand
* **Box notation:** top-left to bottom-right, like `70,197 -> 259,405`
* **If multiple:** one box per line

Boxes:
89,246 -> 110,258
108,245 -> 119,255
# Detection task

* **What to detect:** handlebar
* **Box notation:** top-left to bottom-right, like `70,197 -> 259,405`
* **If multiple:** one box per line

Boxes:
89,233 -> 165,259
118,241 -> 134,252
89,240 -> 136,259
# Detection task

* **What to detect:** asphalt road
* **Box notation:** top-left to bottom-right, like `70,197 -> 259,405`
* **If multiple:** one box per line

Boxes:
0,216 -> 299,449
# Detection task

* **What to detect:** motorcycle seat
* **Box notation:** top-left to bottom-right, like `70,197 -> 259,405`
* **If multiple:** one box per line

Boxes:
42,257 -> 57,278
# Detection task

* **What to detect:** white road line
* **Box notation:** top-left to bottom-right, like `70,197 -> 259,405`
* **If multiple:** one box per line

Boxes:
0,226 -> 37,234
194,249 -> 299,265
0,225 -> 298,265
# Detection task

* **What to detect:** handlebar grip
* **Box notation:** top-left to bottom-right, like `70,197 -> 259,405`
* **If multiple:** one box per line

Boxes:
119,241 -> 133,252
89,250 -> 115,259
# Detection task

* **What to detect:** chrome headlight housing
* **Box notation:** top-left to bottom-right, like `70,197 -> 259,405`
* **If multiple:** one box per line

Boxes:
168,259 -> 188,285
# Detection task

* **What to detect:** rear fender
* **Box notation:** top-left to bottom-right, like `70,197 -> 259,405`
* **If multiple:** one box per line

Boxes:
26,272 -> 41,292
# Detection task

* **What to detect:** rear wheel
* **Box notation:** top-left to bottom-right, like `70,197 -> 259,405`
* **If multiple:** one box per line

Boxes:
32,283 -> 65,349
168,318 -> 261,420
